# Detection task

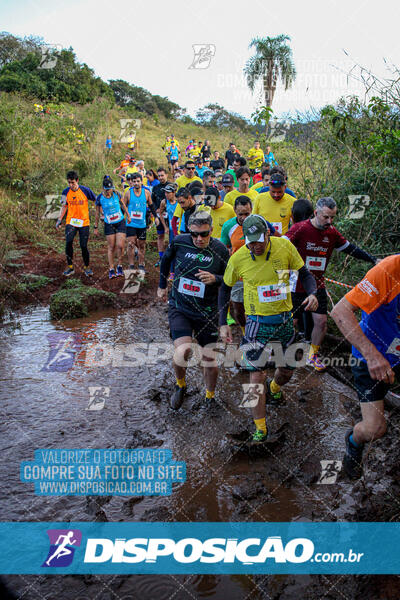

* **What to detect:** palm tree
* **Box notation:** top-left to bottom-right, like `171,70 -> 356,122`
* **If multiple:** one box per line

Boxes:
244,35 -> 296,132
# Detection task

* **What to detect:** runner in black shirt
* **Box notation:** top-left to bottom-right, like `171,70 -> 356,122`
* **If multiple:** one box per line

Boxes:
210,150 -> 225,172
157,210 -> 230,410
151,167 -> 169,266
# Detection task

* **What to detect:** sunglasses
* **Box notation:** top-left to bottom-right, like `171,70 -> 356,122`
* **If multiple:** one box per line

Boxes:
189,230 -> 211,238
186,167 -> 195,170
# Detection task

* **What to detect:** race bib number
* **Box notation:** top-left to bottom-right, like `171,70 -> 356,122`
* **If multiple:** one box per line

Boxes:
178,277 -> 205,298
108,212 -> 120,223
131,211 -> 143,220
387,338 -> 400,357
70,218 -> 83,227
272,222 -> 283,234
257,284 -> 287,303
306,256 -> 327,271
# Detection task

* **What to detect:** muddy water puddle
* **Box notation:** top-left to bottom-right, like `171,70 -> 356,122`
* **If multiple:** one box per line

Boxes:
0,305 -> 375,598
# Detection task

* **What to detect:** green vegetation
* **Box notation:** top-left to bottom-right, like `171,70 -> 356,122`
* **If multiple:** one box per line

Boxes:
50,279 -> 115,320
17,273 -> 52,292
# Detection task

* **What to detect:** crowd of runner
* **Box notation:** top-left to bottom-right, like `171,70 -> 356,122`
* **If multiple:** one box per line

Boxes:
55,135 -> 399,479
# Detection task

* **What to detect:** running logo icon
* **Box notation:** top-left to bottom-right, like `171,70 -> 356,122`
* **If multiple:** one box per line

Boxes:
317,460 -> 342,484
42,529 -> 82,567
41,333 -> 82,372
188,44 -> 216,69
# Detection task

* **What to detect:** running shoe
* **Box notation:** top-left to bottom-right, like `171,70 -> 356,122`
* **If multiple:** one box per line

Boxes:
251,429 -> 268,444
116,265 -> 124,277
307,353 -> 326,371
138,264 -> 146,273
109,268 -> 116,279
265,378 -> 284,406
128,264 -> 135,270
169,272 -> 174,281
63,266 -> 75,277
343,429 -> 364,479
84,268 -> 93,277
170,385 -> 186,410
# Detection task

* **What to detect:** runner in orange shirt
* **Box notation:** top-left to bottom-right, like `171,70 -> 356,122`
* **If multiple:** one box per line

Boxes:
56,170 -> 97,277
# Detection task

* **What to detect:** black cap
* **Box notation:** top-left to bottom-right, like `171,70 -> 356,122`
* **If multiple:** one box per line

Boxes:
221,173 -> 234,185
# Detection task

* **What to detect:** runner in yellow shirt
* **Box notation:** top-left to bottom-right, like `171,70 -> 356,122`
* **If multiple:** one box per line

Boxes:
247,141 -> 265,172
219,215 -> 318,444
252,172 -> 295,234
224,167 -> 259,207
203,186 -> 235,238
176,161 -> 203,189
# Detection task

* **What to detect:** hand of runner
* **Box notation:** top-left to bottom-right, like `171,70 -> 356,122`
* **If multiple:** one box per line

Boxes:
55,219 -> 62,230
366,350 -> 395,384
220,325 -> 232,343
127,215 -> 131,224
302,294 -> 318,311
157,287 -> 168,302
197,270 -> 216,285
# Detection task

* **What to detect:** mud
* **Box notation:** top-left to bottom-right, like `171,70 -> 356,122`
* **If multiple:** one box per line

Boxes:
1,303 -> 399,599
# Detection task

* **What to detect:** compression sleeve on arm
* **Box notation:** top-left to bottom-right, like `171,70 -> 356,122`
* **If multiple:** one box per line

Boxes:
218,282 -> 232,326
339,242 -> 376,263
298,266 -> 317,296
159,242 -> 175,289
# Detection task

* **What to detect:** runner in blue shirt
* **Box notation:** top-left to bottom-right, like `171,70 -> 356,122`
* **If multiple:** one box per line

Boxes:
265,144 -> 278,166
122,172 -> 159,272
94,176 -> 130,278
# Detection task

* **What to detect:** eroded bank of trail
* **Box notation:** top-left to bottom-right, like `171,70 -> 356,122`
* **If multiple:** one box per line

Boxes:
1,304 -> 399,599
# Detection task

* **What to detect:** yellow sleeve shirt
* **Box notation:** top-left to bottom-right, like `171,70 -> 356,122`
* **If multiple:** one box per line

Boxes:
252,192 -> 295,234
209,202 -> 235,238
223,237 -> 304,316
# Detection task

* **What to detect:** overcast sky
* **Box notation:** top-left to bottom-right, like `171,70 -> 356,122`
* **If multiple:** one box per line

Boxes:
2,0 -> 399,119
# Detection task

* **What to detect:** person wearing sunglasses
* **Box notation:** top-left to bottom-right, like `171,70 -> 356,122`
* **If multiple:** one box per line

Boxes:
257,165 -> 296,197
157,210 -> 230,410
252,172 -> 295,235
176,160 -> 202,190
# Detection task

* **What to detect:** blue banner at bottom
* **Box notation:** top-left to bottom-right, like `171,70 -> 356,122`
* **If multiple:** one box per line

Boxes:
0,522 -> 399,574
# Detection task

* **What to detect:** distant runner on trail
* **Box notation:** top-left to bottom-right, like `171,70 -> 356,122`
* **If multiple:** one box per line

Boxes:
94,175 -> 130,279
56,170 -> 96,277
123,172 -> 159,273
157,210 -> 230,410
225,143 -> 241,169
264,144 -> 278,166
247,140 -> 265,172
219,215 -> 318,444
286,196 -> 377,371
331,255 -> 400,478
158,183 -> 179,280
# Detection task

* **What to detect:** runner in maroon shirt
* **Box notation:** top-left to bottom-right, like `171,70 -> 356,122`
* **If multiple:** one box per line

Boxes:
286,197 -> 377,371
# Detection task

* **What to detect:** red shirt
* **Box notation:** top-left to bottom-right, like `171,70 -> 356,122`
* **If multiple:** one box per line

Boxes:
285,219 -> 348,292
252,172 -> 262,184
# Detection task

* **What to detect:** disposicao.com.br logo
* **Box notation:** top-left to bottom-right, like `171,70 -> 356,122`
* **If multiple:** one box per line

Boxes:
42,529 -> 82,567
